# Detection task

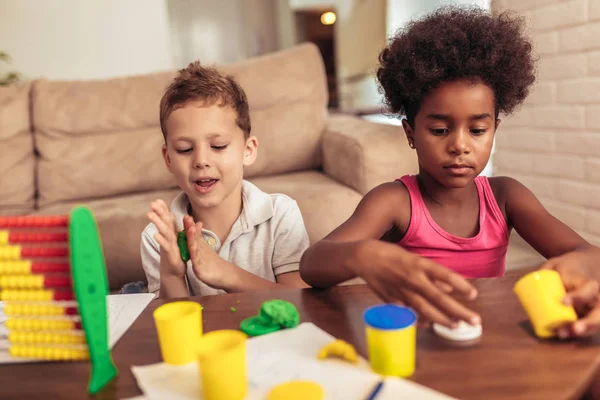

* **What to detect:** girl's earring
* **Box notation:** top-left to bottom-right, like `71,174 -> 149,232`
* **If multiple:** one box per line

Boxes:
409,142 -> 415,149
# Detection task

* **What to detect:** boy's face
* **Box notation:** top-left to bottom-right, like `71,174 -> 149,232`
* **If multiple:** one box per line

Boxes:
402,80 -> 499,188
162,101 -> 257,210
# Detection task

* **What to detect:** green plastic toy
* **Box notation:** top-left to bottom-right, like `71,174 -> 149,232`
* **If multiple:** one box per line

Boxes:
177,230 -> 190,262
69,206 -> 118,394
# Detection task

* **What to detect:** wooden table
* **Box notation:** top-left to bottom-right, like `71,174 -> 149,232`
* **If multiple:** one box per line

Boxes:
1,269 -> 599,400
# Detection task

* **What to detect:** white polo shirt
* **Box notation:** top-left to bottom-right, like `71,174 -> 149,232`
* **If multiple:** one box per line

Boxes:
141,180 -> 309,296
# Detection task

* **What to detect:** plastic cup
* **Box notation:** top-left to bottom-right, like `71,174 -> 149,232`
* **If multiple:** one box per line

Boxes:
197,330 -> 248,400
153,301 -> 203,365
514,269 -> 578,338
364,304 -> 417,377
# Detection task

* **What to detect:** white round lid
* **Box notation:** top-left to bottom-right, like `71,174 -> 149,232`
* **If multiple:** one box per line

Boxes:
433,320 -> 482,341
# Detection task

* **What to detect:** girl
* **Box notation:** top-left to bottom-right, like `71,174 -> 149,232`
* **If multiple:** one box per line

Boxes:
300,6 -> 600,339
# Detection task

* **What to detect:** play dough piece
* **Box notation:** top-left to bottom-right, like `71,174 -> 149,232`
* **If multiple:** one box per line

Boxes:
259,300 -> 300,328
433,320 -> 482,341
177,231 -> 190,262
317,339 -> 358,364
240,316 -> 281,337
267,381 -> 324,400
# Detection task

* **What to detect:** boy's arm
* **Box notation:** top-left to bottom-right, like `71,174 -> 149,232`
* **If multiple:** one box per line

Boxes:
141,228 -> 189,299
183,213 -> 304,293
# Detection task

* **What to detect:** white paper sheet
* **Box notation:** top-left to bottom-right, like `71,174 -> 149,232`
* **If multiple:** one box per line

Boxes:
0,293 -> 155,364
131,322 -> 456,400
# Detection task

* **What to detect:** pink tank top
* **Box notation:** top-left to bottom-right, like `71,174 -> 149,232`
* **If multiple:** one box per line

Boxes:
397,175 -> 509,278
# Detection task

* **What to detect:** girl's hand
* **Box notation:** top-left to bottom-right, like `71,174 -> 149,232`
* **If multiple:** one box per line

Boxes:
541,252 -> 600,338
351,240 -> 480,328
147,200 -> 186,279
183,215 -> 230,289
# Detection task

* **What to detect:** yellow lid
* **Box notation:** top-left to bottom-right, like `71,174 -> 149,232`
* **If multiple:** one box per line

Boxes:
267,381 -> 324,400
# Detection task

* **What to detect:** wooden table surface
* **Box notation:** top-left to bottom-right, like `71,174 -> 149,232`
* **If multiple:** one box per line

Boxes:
1,269 -> 599,400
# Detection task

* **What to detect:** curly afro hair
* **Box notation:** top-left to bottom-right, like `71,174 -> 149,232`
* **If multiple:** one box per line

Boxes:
377,6 -> 536,127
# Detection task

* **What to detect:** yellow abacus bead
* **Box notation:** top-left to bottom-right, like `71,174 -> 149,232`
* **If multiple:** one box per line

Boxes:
6,318 -> 76,331
4,303 -> 67,317
0,261 -> 32,274
0,245 -> 21,260
10,346 -> 89,361
0,275 -> 44,289
8,331 -> 85,345
1,290 -> 53,301
0,231 -> 8,245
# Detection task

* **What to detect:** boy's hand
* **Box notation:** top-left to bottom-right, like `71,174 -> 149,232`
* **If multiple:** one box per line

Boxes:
540,251 -> 600,338
352,240 -> 480,328
184,215 -> 230,289
147,200 -> 186,278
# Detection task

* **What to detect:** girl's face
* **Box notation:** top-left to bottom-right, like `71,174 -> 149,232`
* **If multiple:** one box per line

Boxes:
402,80 -> 499,188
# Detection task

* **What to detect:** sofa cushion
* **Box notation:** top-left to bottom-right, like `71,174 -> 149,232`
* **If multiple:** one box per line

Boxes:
0,82 -> 35,214
32,72 -> 178,207
32,43 -> 328,206
250,171 -> 362,243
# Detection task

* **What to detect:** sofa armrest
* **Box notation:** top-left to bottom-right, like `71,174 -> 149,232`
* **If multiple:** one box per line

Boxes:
322,114 -> 418,194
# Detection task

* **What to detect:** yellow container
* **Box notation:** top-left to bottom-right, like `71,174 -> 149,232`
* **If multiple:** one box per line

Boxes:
197,330 -> 248,400
514,269 -> 578,338
153,301 -> 203,365
364,304 -> 416,377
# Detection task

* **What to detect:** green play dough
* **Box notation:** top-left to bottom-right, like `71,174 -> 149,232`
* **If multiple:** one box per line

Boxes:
259,300 -> 300,329
240,316 -> 281,337
177,231 -> 190,262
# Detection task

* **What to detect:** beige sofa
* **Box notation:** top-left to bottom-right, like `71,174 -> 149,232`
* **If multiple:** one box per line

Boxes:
0,43 -> 418,291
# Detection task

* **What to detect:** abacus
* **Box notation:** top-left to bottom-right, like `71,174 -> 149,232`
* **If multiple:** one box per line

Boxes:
0,207 -> 117,394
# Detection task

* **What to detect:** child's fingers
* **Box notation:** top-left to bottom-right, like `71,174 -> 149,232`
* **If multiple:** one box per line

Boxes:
147,212 -> 174,239
153,233 -> 171,253
426,262 -> 478,300
402,269 -> 480,326
399,288 -> 457,328
151,200 -> 175,226
572,306 -> 600,337
565,280 -> 600,309
433,280 -> 454,294
183,215 -> 194,231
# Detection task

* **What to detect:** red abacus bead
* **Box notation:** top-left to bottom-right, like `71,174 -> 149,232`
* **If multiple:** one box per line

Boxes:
30,263 -> 70,273
65,306 -> 79,316
8,232 -> 68,243
21,248 -> 69,258
43,276 -> 72,288
52,291 -> 75,301
0,215 -> 68,228
74,321 -> 83,330
31,262 -> 70,274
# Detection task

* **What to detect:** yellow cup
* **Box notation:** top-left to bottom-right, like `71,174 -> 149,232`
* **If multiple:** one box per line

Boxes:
197,330 -> 248,400
153,301 -> 203,365
364,304 -> 417,377
514,269 -> 578,338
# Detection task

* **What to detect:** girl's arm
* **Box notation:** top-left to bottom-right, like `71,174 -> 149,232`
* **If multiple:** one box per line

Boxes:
501,176 -> 598,264
300,182 -> 480,328
500,177 -> 600,337
300,182 -> 403,287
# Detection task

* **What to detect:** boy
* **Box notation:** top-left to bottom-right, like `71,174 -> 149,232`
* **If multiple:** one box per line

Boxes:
141,62 -> 309,299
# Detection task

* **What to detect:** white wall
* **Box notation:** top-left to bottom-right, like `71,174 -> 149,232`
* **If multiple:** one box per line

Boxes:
0,0 -> 280,81
387,0 -> 491,37
0,0 -> 176,80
